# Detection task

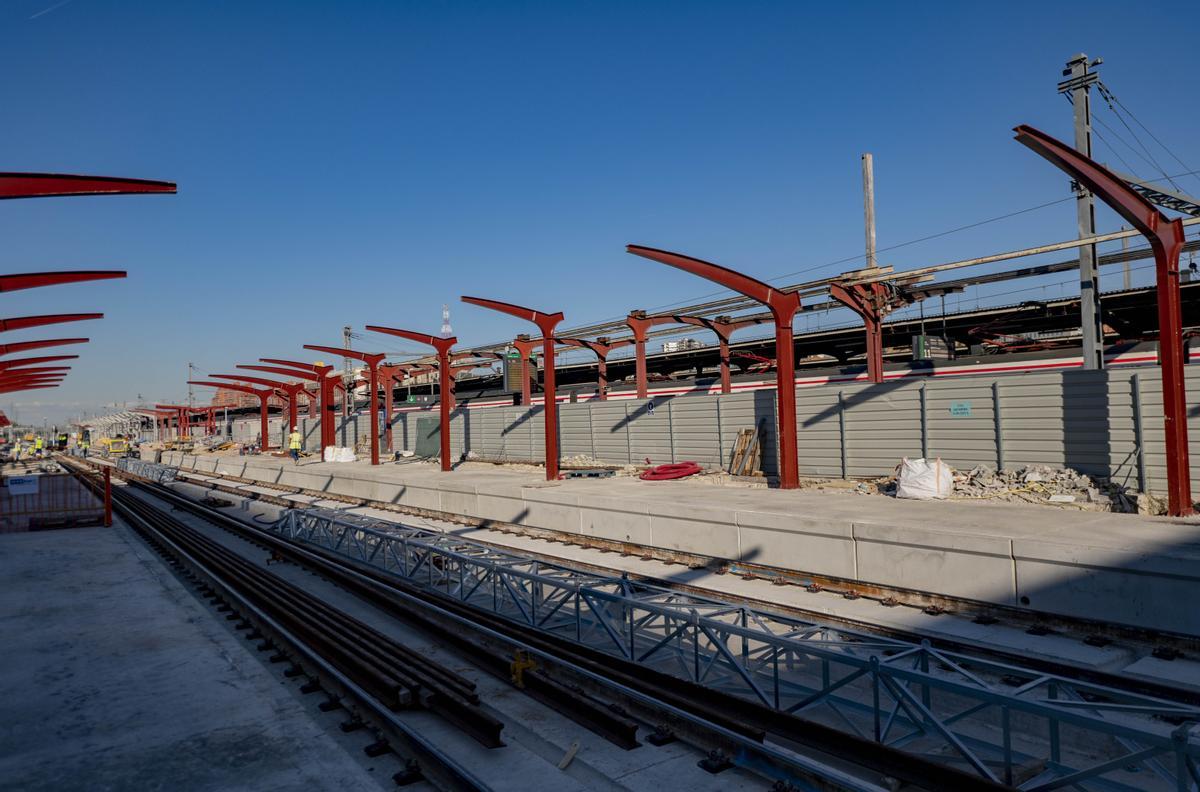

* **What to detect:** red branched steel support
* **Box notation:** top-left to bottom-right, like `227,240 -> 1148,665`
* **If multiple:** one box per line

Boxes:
554,336 -> 633,400
0,313 -> 102,333
627,245 -> 803,489
305,344 -> 388,466
0,338 -> 87,356
1015,123 -> 1193,516
826,282 -> 910,385
378,364 -> 403,452
0,354 -> 79,370
258,359 -> 339,453
0,271 -> 125,293
156,404 -> 192,440
624,311 -> 681,398
187,383 -> 275,450
671,313 -> 770,394
460,298 -> 564,480
512,335 -> 541,405
208,374 -> 306,439
0,173 -> 175,200
364,328 -> 456,471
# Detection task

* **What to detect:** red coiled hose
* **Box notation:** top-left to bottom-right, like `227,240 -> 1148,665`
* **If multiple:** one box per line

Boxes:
639,461 -> 702,481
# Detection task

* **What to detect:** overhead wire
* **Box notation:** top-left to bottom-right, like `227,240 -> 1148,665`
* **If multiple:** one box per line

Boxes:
1100,80 -> 1200,192
1095,82 -> 1185,193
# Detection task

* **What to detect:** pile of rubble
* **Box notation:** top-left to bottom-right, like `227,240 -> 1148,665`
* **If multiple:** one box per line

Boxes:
952,464 -> 1163,514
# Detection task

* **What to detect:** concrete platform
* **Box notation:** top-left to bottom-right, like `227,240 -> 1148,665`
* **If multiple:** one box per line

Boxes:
163,452 -> 1200,637
0,523 -> 398,791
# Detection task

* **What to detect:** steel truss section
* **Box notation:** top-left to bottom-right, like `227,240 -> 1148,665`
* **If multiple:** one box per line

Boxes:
272,507 -> 1200,791
116,458 -> 178,483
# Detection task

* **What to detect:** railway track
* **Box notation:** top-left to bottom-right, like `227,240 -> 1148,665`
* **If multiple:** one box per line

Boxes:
63,456 -> 950,792
64,456 -> 1200,791
163,460 -> 1200,696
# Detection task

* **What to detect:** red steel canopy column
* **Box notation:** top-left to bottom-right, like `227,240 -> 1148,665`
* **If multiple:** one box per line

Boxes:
554,337 -> 633,401
257,359 -> 340,455
378,364 -> 404,453
827,282 -> 912,384
672,313 -> 770,394
511,335 -> 540,405
304,345 -> 388,466
155,404 -> 191,439
1015,123 -> 1194,516
206,374 -> 306,443
626,245 -> 803,489
624,311 -> 681,398
187,383 -> 276,451
460,298 -> 564,480
363,328 -> 455,471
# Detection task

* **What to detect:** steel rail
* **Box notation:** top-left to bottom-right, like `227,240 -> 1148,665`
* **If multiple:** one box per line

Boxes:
103,464 -> 950,792
59,460 -> 490,792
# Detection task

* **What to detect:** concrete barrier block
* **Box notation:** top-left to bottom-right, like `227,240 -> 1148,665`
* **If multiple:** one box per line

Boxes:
214,460 -> 247,478
394,481 -> 442,511
519,486 -> 582,534
1012,537 -> 1200,635
853,521 -> 1016,604
648,503 -> 740,558
473,483 -> 528,524
242,464 -> 282,484
578,494 -> 652,545
439,480 -> 479,518
735,509 -> 856,577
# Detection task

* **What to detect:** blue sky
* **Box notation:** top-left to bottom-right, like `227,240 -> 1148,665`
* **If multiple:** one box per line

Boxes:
2,0 -> 1198,425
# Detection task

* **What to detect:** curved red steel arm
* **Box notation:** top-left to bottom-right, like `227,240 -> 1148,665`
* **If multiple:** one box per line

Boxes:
239,364 -> 320,382
303,344 -> 387,365
625,245 -> 802,489
0,271 -> 125,293
0,338 -> 87,356
0,384 -> 59,394
189,381 -> 277,450
0,354 -> 79,370
626,246 -> 801,317
0,173 -> 176,200
1014,125 -> 1172,242
460,297 -> 563,337
1015,123 -> 1192,516
188,381 -> 271,397
0,313 -> 103,333
364,326 -> 457,354
208,373 -> 293,390
0,373 -> 66,384
0,366 -> 71,376
260,357 -> 323,372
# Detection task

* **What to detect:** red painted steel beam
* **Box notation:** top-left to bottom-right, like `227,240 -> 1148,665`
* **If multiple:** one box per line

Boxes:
0,338 -> 87,357
511,335 -> 541,406
0,354 -> 78,370
826,283 -> 912,385
1015,123 -> 1193,516
0,271 -> 125,293
624,311 -> 681,398
188,382 -> 276,451
155,404 -> 192,439
258,359 -> 339,453
0,384 -> 59,394
208,374 -> 306,436
304,344 -> 388,466
378,364 -> 405,452
672,313 -> 770,394
627,245 -> 803,489
0,313 -> 102,334
0,366 -> 71,379
0,173 -> 175,200
555,336 -> 634,401
363,328 -> 456,471
459,298 -> 564,480
0,374 -> 65,386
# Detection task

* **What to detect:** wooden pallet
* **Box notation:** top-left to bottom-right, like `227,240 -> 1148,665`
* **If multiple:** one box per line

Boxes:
728,419 -> 766,476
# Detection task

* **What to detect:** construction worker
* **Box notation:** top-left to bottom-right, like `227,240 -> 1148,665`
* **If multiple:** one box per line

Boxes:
34,436 -> 44,458
288,426 -> 303,465
80,436 -> 90,458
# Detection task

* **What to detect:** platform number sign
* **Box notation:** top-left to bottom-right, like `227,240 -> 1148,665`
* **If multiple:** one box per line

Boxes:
949,401 -> 972,417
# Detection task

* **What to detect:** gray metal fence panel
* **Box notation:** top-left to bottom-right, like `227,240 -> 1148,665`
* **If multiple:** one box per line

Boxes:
795,386 -> 848,478
626,398 -> 674,465
558,403 -> 594,460
926,378 -> 999,469
841,381 -> 924,478
668,395 -> 723,468
589,401 -> 630,464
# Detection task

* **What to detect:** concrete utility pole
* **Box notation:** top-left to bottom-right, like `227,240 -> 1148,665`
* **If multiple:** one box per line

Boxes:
862,153 -> 877,268
187,362 -> 195,408
1059,53 -> 1104,369
1122,227 -> 1131,291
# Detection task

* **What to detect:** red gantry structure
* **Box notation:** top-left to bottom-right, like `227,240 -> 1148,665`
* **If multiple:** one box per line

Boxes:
304,344 -> 388,466
363,328 -> 456,471
626,245 -> 803,489
460,298 -> 564,480
553,336 -> 633,401
186,384 -> 276,450
1014,123 -> 1194,516
255,359 -> 341,455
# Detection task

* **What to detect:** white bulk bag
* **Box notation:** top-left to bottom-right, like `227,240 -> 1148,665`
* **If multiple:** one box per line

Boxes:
895,457 -> 953,500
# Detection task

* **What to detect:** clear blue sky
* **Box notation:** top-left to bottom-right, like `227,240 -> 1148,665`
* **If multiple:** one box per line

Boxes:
2,0 -> 1198,425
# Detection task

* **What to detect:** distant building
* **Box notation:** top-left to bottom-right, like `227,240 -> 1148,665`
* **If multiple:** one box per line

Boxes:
661,338 -> 705,354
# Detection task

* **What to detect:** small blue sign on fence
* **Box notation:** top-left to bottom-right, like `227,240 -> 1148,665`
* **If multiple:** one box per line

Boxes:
949,401 -> 972,417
